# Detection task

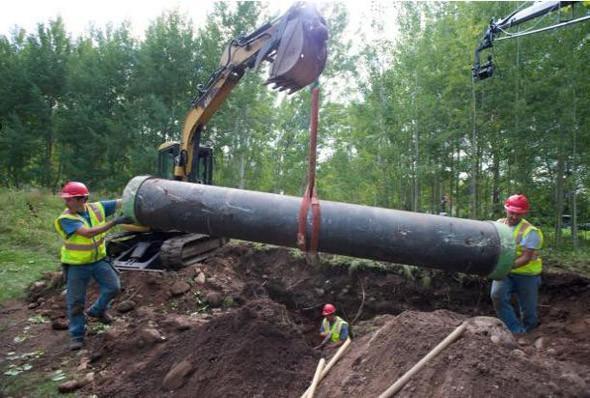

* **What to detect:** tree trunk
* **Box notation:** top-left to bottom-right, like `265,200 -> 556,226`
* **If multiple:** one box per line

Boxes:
571,84 -> 579,250
492,151 -> 500,219
413,73 -> 420,212
554,136 -> 565,248
239,152 -> 246,190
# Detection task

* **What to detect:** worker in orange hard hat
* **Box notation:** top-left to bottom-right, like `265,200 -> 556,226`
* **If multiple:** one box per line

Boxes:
490,194 -> 544,334
316,303 -> 349,350
54,181 -> 131,351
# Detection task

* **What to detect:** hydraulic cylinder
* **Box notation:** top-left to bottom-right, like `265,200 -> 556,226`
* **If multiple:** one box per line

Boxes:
121,176 -> 514,279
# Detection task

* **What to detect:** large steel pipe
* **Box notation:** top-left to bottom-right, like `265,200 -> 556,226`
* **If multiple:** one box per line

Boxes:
122,176 -> 515,279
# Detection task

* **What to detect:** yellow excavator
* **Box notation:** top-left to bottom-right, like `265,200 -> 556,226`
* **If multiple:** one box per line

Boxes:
108,2 -> 329,270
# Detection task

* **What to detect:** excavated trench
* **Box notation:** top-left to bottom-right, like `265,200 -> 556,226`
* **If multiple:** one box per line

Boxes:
6,242 -> 590,397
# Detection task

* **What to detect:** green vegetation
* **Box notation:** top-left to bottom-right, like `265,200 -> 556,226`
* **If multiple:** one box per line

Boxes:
0,2 -> 589,299
0,350 -> 76,397
0,249 -> 59,302
1,2 -> 588,247
1,369 -> 76,398
0,189 -> 62,301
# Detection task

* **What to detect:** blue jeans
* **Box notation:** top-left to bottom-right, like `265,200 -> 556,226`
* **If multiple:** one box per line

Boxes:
490,274 -> 541,333
65,259 -> 121,341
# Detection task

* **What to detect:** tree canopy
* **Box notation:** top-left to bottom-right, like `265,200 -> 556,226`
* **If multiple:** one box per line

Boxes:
1,1 -> 589,247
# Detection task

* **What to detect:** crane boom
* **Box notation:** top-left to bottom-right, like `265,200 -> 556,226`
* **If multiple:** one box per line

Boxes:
472,1 -> 589,81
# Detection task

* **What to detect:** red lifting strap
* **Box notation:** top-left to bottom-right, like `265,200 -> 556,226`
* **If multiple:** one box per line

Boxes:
297,85 -> 321,255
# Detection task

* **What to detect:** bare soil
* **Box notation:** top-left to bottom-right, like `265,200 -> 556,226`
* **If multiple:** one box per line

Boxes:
1,242 -> 589,397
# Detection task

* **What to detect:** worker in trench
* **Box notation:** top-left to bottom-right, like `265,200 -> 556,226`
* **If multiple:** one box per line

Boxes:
54,182 -> 131,350
490,194 -> 544,334
316,303 -> 350,350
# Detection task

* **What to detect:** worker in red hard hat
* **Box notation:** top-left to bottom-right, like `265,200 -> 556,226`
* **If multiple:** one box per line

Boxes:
316,303 -> 349,350
491,194 -> 544,334
54,181 -> 131,351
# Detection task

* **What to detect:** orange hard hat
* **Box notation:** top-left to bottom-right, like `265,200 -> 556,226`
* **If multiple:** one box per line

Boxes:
60,181 -> 89,198
504,194 -> 529,214
322,303 -> 336,316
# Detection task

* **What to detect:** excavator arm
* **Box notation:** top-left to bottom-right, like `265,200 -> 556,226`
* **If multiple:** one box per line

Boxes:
173,2 -> 328,180
111,3 -> 328,271
472,1 -> 589,81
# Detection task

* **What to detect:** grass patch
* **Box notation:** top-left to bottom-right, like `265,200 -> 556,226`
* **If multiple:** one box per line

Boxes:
542,228 -> 590,277
1,369 -> 76,398
0,189 -> 63,250
0,249 -> 60,302
544,248 -> 590,277
0,189 -> 63,303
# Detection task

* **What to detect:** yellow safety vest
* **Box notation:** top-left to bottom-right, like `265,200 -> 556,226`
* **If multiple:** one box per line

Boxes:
322,316 -> 348,343
54,202 -> 107,265
498,218 -> 543,276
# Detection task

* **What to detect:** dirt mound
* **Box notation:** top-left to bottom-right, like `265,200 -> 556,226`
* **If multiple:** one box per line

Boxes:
2,243 -> 590,397
95,298 -> 317,397
317,310 -> 589,397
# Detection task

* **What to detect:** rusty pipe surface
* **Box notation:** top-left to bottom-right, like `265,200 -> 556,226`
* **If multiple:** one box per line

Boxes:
122,176 -> 514,279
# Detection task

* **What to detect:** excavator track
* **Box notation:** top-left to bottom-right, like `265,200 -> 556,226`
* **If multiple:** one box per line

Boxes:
159,233 -> 228,270
108,231 -> 227,271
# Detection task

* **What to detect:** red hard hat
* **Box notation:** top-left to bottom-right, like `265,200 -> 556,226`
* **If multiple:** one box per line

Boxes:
504,194 -> 529,214
60,181 -> 89,198
322,303 -> 336,316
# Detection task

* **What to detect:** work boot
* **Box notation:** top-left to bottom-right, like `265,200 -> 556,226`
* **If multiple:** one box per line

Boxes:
69,340 -> 84,351
86,311 -> 113,325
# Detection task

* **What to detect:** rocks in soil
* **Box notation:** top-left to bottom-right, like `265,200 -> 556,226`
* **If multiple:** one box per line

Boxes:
466,316 -> 516,348
195,272 -> 206,285
204,292 -> 223,307
137,328 -> 165,347
559,372 -> 587,391
104,324 -> 126,342
116,300 -> 136,313
98,299 -> 318,398
57,373 -> 95,393
510,349 -> 527,359
32,281 -> 47,290
170,281 -> 191,297
162,359 -> 194,391
316,310 -> 588,398
51,318 -> 69,330
163,315 -> 193,331
58,380 -> 82,393
11,244 -> 590,398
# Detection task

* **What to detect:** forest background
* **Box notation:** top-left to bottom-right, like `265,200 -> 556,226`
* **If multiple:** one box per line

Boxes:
1,1 -> 589,251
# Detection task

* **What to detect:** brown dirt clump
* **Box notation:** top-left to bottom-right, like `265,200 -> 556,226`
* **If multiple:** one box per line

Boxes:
1,243 -> 590,397
95,298 -> 318,397
316,310 -> 589,397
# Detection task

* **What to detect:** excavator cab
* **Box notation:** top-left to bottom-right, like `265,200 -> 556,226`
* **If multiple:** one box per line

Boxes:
158,142 -> 213,184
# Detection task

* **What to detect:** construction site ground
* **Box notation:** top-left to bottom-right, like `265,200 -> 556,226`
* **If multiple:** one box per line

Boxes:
1,242 -> 589,397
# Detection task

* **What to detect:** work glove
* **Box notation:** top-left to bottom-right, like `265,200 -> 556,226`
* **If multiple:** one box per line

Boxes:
113,215 -> 134,225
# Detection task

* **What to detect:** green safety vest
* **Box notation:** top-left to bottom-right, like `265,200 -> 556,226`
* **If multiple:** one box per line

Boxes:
322,316 -> 348,343
499,218 -> 543,276
54,202 -> 107,265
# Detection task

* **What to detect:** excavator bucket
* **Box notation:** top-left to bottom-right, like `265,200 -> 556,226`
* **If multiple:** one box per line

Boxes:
267,4 -> 328,93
